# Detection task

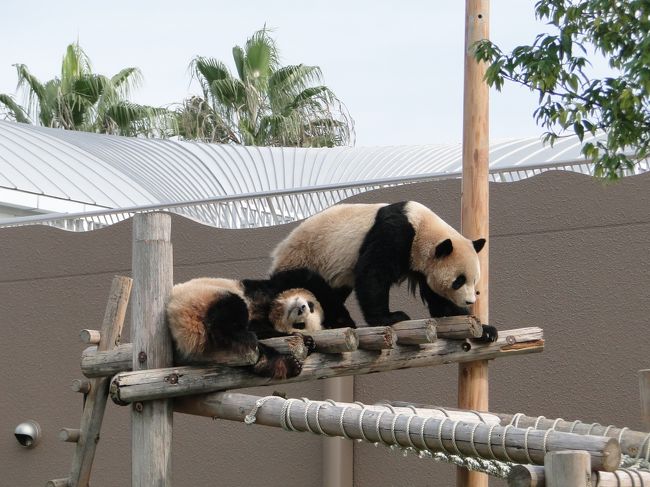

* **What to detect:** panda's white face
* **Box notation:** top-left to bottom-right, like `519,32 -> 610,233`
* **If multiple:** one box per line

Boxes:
423,237 -> 484,309
270,289 -> 324,334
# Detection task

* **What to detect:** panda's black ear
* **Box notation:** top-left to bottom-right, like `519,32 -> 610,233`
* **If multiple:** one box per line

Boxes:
473,238 -> 486,253
434,239 -> 453,258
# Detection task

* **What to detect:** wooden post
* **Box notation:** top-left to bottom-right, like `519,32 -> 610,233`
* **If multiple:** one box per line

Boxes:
323,376 -> 354,487
67,275 -> 133,487
544,451 -> 592,487
459,0 -> 490,486
131,213 -> 173,487
639,369 -> 650,430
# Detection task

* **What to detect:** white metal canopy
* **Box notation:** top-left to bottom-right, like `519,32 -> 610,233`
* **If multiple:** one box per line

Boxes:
0,119 -> 646,230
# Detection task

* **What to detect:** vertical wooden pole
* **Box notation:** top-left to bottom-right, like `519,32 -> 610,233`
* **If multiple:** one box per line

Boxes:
322,377 -> 354,487
639,369 -> 650,430
458,1 -> 490,486
132,213 -> 173,487
544,451 -> 592,487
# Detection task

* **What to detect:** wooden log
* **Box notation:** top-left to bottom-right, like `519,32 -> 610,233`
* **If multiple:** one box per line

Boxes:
302,327 -> 358,353
434,316 -> 483,339
131,213 -> 173,487
391,320 -> 437,345
497,413 -> 650,459
70,379 -> 91,394
459,0 -> 490,485
544,451 -> 592,487
174,392 -> 620,471
79,329 -> 101,345
262,335 -> 308,360
323,377 -> 354,487
508,465 -> 650,487
110,327 -> 543,405
639,369 -> 650,430
68,276 -> 133,487
508,465 -> 545,487
46,479 -> 70,487
388,402 -> 650,459
58,429 -> 80,443
355,326 -> 397,350
81,334 -> 314,378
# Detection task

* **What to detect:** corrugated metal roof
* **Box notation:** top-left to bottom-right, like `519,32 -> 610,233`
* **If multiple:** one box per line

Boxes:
0,119 -> 647,230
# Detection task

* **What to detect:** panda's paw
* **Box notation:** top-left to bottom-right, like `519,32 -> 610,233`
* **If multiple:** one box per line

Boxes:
283,355 -> 304,378
478,325 -> 498,343
300,334 -> 317,355
367,311 -> 411,326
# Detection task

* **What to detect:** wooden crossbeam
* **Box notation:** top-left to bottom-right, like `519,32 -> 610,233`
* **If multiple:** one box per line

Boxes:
174,392 -> 620,472
109,327 -> 544,405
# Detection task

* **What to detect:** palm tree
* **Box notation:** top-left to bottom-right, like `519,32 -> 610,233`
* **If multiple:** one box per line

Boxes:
0,42 -> 173,137
176,28 -> 354,147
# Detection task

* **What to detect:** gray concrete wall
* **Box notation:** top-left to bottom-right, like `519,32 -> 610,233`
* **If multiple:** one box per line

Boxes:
1,171 -> 648,486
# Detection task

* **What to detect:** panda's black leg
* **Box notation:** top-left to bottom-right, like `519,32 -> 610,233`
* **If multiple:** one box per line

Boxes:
252,343 -> 303,379
204,292 -> 257,354
355,270 -> 410,326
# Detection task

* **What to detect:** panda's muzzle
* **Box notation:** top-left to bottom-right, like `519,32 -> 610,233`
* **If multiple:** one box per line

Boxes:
293,322 -> 306,330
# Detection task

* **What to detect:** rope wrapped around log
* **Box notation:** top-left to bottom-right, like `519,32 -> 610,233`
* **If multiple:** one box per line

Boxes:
174,392 -> 620,472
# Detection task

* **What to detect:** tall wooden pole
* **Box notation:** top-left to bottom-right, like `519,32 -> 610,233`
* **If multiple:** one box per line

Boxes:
458,1 -> 490,486
323,377 -> 354,487
131,213 -> 174,487
639,369 -> 650,430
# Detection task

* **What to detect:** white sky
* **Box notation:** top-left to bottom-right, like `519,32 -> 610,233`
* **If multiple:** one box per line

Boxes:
1,0 -> 552,146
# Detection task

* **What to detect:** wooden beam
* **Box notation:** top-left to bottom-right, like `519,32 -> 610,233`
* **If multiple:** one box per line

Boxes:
355,326 -> 397,350
110,327 -> 543,404
81,328 -> 360,379
303,327 -> 359,353
459,0 -> 490,486
509,464 -> 650,487
131,213 -> 173,487
81,342 -> 259,378
79,329 -> 101,345
544,451 -> 592,487
174,392 -> 620,472
391,320 -> 437,345
387,402 -> 650,459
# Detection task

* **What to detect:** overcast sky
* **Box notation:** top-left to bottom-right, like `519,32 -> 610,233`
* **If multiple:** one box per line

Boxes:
1,0 -> 553,146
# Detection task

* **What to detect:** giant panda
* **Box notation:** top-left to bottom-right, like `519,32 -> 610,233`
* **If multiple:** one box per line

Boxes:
270,201 -> 496,340
166,269 -> 350,379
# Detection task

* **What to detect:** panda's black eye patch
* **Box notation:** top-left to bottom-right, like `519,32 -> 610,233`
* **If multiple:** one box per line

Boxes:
451,275 -> 466,290
308,301 -> 315,313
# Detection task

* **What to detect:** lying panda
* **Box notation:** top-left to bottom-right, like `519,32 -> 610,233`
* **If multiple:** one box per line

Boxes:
271,201 -> 497,341
166,276 -> 324,379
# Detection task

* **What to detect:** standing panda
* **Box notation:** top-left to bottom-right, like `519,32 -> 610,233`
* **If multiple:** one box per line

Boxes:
270,201 -> 496,340
166,273 -> 326,380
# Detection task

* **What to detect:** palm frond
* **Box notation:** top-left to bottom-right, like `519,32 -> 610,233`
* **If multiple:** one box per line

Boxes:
243,27 -> 280,83
14,64 -> 47,119
210,78 -> 247,110
232,46 -> 246,81
109,67 -> 143,99
0,94 -> 30,123
61,42 -> 92,89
